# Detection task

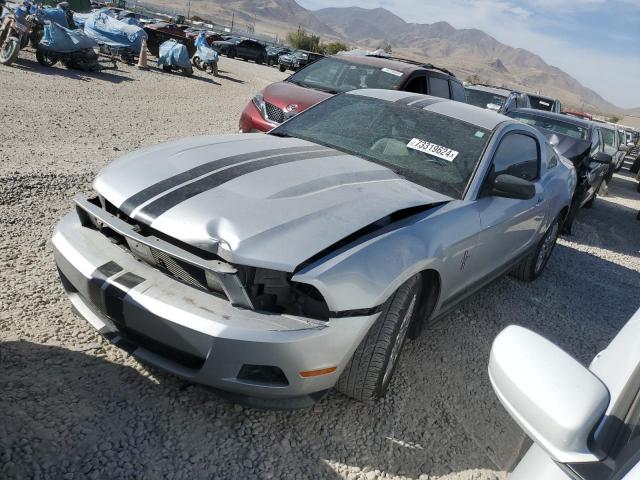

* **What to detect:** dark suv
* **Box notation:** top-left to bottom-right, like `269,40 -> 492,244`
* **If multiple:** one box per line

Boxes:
240,54 -> 466,133
211,38 -> 267,64
278,50 -> 324,72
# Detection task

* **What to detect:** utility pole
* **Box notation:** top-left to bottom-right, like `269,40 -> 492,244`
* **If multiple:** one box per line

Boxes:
186,0 -> 191,20
231,10 -> 235,33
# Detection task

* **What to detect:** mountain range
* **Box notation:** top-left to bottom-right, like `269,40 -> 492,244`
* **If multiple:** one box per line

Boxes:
140,0 -> 631,114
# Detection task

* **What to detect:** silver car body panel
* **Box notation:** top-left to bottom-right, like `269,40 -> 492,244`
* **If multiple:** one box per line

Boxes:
510,307 -> 640,478
54,89 -> 574,401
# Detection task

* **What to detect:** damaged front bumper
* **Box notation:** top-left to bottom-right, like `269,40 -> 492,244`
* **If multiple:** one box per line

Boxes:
52,209 -> 379,408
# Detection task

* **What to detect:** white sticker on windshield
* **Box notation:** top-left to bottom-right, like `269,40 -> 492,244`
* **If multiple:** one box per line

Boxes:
407,138 -> 459,162
381,67 -> 403,77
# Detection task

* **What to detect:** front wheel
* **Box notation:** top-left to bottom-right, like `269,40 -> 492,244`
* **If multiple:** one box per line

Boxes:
192,55 -> 205,71
181,66 -> 193,76
335,275 -> 422,402
36,49 -> 58,67
0,35 -> 20,65
227,49 -> 235,59
256,55 -> 263,64
511,217 -> 560,282
278,64 -> 286,72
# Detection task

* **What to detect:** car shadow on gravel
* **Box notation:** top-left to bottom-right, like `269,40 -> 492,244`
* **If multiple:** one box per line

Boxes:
12,57 -> 134,84
0,340 -> 346,480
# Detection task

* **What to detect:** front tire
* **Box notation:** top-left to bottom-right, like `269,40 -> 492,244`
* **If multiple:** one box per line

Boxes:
335,275 -> 422,403
0,35 -> 20,65
511,216 -> 560,282
278,64 -> 286,72
36,49 -> 58,67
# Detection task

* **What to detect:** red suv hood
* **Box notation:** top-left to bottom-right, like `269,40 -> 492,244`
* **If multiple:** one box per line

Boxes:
262,81 -> 332,113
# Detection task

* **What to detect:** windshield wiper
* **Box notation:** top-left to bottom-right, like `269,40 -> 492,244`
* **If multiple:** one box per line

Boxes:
287,79 -> 339,94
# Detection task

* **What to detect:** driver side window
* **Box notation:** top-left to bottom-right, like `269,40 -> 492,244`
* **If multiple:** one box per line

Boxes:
491,133 -> 540,181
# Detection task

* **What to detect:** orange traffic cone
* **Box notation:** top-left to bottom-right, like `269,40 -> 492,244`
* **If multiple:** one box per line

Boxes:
137,38 -> 149,70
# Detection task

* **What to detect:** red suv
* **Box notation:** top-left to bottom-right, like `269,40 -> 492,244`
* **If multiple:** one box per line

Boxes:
239,54 -> 467,133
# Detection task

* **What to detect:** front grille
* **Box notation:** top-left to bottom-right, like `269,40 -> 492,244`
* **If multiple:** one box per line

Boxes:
265,102 -> 285,123
84,196 -> 228,298
150,248 -> 208,291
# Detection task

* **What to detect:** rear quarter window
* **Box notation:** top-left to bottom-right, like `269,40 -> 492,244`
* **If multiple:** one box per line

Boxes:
450,81 -> 466,102
428,76 -> 451,99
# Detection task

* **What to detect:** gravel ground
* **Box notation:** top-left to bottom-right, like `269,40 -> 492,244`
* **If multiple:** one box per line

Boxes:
1,50 -> 640,480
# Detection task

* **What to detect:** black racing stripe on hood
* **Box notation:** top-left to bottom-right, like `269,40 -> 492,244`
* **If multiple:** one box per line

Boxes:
134,149 -> 341,224
395,95 -> 427,106
119,145 -> 324,216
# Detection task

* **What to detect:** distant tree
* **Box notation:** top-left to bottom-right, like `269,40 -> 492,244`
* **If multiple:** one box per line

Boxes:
286,28 -> 322,52
383,43 -> 392,54
466,73 -> 481,84
323,41 -> 349,55
609,116 -> 621,123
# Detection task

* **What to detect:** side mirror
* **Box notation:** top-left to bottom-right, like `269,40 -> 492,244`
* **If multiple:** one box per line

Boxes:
489,326 -> 609,464
490,174 -> 535,200
592,152 -> 612,164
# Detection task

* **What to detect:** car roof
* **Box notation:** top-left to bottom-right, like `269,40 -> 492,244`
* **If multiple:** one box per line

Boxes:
466,84 -> 514,96
510,108 -> 593,129
330,55 -> 455,78
348,89 -> 510,130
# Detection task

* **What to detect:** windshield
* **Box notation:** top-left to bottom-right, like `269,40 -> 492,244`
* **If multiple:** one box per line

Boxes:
270,94 -> 491,198
602,128 -> 616,147
465,88 -> 507,110
287,57 -> 405,94
508,112 -> 589,140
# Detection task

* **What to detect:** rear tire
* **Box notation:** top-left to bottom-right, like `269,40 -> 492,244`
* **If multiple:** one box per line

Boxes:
278,64 -> 286,72
510,216 -> 560,282
227,49 -> 235,59
181,66 -> 193,76
256,55 -> 264,64
0,35 -> 20,65
335,275 -> 422,403
162,65 -> 172,72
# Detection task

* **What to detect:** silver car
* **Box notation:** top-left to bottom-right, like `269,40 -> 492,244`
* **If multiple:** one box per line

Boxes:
52,89 -> 575,407
490,306 -> 640,479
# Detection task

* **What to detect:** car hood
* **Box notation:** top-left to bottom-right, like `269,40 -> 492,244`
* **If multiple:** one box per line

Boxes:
94,134 -> 452,272
262,81 -> 331,113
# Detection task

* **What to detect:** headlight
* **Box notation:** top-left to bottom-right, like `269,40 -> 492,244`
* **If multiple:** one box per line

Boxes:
252,93 -> 268,120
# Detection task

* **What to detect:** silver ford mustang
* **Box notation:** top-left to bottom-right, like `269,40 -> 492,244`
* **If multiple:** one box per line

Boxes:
52,89 -> 575,408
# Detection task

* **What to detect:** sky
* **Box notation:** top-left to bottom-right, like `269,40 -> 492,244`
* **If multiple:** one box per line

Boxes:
298,0 -> 640,109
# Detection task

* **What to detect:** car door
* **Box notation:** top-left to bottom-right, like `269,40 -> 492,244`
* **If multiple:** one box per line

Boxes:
473,131 -> 548,280
236,40 -> 249,59
587,127 -> 607,196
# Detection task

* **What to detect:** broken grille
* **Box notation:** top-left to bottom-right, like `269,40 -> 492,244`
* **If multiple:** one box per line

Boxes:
150,248 -> 209,291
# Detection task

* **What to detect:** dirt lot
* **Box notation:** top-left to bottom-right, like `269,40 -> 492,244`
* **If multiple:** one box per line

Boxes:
1,51 -> 640,480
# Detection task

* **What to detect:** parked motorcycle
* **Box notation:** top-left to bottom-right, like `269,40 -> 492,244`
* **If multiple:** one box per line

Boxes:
35,21 -> 104,71
158,39 -> 192,76
191,31 -> 218,76
0,1 -> 33,65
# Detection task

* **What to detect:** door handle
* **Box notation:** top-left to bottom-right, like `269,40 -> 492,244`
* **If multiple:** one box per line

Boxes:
536,196 -> 544,205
